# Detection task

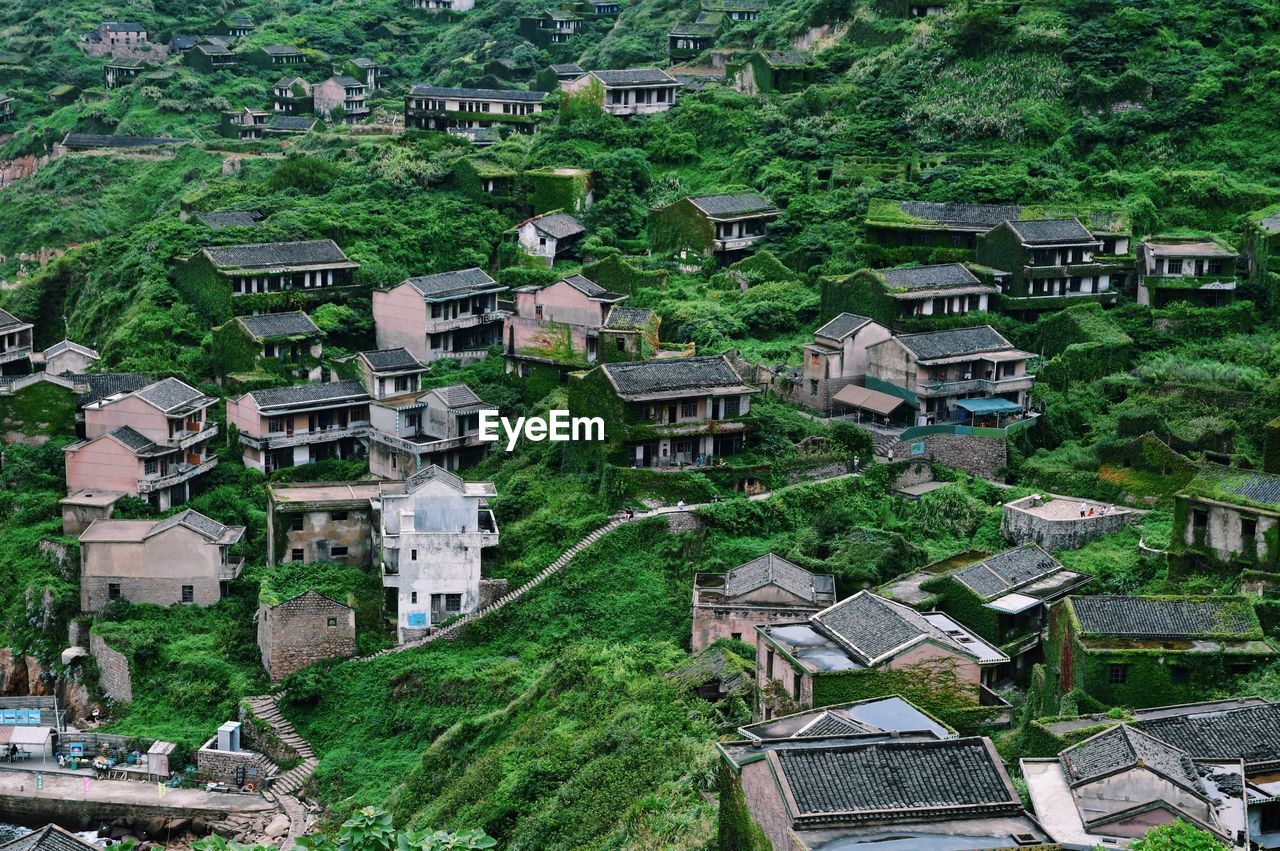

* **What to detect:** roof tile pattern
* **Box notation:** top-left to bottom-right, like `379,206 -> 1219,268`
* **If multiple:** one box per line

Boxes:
723,553 -> 823,601
204,240 -> 349,270
1060,725 -> 1200,793
1071,596 -> 1259,638
893,325 -> 1013,360
953,545 -> 1064,600
879,263 -> 980,290
603,355 -> 748,396
1135,703 -> 1280,769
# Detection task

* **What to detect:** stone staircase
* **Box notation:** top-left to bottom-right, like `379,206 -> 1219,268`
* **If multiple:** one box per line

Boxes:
244,694 -> 318,796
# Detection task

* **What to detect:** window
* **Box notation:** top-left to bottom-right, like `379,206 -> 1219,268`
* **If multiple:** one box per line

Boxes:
535,305 -> 543,320
332,511 -> 348,521
1207,259 -> 1223,275
394,377 -> 409,393
792,673 -> 801,700
411,592 -> 418,604
723,397 -> 742,418
730,632 -> 741,641
1170,666 -> 1188,685
1231,664 -> 1251,677
331,546 -> 349,557
1261,803 -> 1280,835
1192,507 -> 1208,532
809,379 -> 819,396
1242,516 -> 1258,540
616,338 -> 625,352
327,617 -> 338,627
680,400 -> 698,418
766,650 -> 774,679
1108,664 -> 1128,684
268,417 -> 286,433
291,548 -> 304,562
108,583 -> 121,601
950,234 -> 964,248
181,585 -> 194,604
410,549 -> 418,560
144,459 -> 157,476
445,593 -> 462,612
291,515 -> 304,531
1167,259 -> 1183,274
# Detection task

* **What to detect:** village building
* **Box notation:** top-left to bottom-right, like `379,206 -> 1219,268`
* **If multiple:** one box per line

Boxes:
0,308 -> 35,372
373,268 -> 509,363
519,9 -> 586,45
1173,464 -> 1280,571
272,76 -> 313,113
356,347 -> 428,401
267,481 -> 385,567
404,85 -> 547,132
734,694 -> 954,743
504,274 -> 628,371
1046,595 -> 1275,708
266,115 -> 318,136
599,305 -> 658,362
84,22 -> 148,48
185,41 -> 238,72
79,509 -> 245,613
765,313 -> 892,414
193,210 -> 263,229
1137,235 -> 1240,308
649,193 -> 780,261
447,126 -> 500,146
213,312 -> 324,382
560,69 -> 680,116
826,263 -> 1002,329
704,0 -> 766,20
174,240 -> 360,321
1001,492 -> 1141,551
72,372 -> 154,436
344,58 -> 384,92
379,466 -> 499,641
221,14 -> 255,36
258,589 -> 356,681
516,211 -> 586,265
255,44 -> 306,66
976,218 -> 1128,310
727,50 -> 814,95
719,732 -> 1051,850
34,339 -> 100,375
0,94 -> 13,123
220,106 -> 272,140
226,380 -> 371,474
104,57 -> 146,89
691,553 -> 835,653
65,377 -> 219,510
579,0 -> 622,15
548,62 -> 585,83
413,0 -> 477,10
368,382 -> 491,478
1021,724 -> 1249,849
313,76 -> 369,123
0,825 -> 103,851
879,545 -> 1091,682
600,354 -> 757,467
668,13 -> 725,60
168,35 -> 200,52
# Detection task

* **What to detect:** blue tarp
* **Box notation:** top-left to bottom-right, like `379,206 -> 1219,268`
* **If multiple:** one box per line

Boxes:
955,397 -> 1022,415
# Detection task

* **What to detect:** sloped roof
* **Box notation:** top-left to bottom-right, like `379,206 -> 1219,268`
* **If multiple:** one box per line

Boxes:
0,308 -> 31,330
0,825 -> 100,851
102,22 -> 146,32
814,313 -> 872,341
687,193 -> 777,218
892,325 -> 1014,361
551,63 -> 584,75
236,311 -> 321,341
361,348 -> 421,371
591,68 -> 677,86
402,268 -> 502,299
106,425 -> 158,454
1007,218 -> 1096,244
43,340 -> 99,360
268,115 -> 317,132
1135,701 -> 1280,770
194,42 -> 233,56
529,212 -> 585,239
1070,596 -> 1261,639
877,263 -> 980,291
405,464 -> 465,492
408,85 -> 547,102
952,545 -> 1064,601
1181,464 -> 1280,511
62,134 -> 186,149
426,384 -> 486,410
329,75 -> 363,87
1060,725 -> 1201,795
559,274 -> 622,300
146,509 -> 243,545
135,377 -> 211,413
262,44 -> 300,55
895,200 -> 1023,228
603,306 -> 654,330
812,591 -> 978,665
602,355 -> 752,397
195,210 -> 263,228
275,75 -> 310,88
76,373 -> 152,406
723,553 -> 826,602
203,240 -> 352,270
246,379 -> 369,410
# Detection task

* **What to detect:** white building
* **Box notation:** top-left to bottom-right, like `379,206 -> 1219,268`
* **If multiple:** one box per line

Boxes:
561,69 -> 680,116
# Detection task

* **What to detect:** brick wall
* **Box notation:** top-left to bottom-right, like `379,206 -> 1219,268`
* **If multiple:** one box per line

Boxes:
89,633 -> 133,703
257,591 -> 357,682
1002,494 -> 1139,551
82,574 -> 221,614
891,433 -> 1006,479
196,737 -> 270,787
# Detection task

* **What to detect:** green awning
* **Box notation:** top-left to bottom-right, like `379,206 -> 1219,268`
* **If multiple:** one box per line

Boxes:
955,398 -> 1022,415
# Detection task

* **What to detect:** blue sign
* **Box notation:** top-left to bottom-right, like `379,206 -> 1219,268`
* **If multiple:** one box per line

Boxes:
0,709 -> 42,725
910,441 -> 926,457
406,612 -> 427,627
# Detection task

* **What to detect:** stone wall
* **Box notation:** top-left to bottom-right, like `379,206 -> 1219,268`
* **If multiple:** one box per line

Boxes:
90,633 -> 133,703
784,460 -> 851,484
479,578 -> 509,609
893,462 -> 935,489
1002,494 -> 1139,551
666,511 -> 704,533
196,737 -> 271,788
891,433 -> 1006,480
257,591 -> 357,682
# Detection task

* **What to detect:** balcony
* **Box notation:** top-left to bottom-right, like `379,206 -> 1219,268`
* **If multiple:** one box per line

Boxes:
220,557 -> 245,582
425,311 -> 506,334
368,429 -> 474,456
138,458 -> 218,493
713,234 -> 766,253
173,423 -> 219,451
0,346 -> 33,365
915,376 -> 1035,398
429,349 -> 491,361
240,422 -> 370,451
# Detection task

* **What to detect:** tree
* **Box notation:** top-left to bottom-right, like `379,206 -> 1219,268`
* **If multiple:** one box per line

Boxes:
1129,820 -> 1225,851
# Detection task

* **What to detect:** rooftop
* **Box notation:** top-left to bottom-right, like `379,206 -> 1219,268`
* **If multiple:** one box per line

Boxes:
951,545 -> 1066,601
591,68 -> 678,86
195,210 -> 263,228
424,384 -> 485,410
402,267 -> 504,300
1179,463 -> 1280,512
602,355 -> 754,399
361,348 -> 422,372
408,85 -> 547,102
1069,595 -> 1263,640
1006,218 -> 1097,245
80,509 -> 244,546
527,212 -> 586,239
1134,699 -> 1280,771
1059,724 -> 1200,794
0,308 -> 30,331
603,306 -> 654,330
890,325 -> 1017,361
133,377 -> 214,415
245,379 -> 370,411
202,240 -> 354,271
76,372 -> 152,406
737,695 -> 953,742
721,553 -> 833,603
686,192 -> 778,219
814,313 -> 873,341
866,199 -> 1131,235
0,824 -> 101,851
876,263 -> 985,291
236,311 -> 321,341
558,273 -> 623,301
810,591 -> 1003,666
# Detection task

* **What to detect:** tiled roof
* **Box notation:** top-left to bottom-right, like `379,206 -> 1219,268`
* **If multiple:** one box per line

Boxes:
952,545 -> 1064,601
1070,596 -> 1260,639
267,115 -> 316,132
603,306 -> 654,329
892,325 -> 1013,361
1185,464 -> 1280,511
723,553 -> 826,601
62,134 -> 186,149
43,340 -> 99,360
0,308 -> 29,330
1007,218 -> 1096,244
0,824 -> 101,851
405,464 -> 465,492
775,737 -> 1018,825
169,36 -> 199,49
247,379 -> 369,410
894,200 -> 1023,227
814,313 -> 871,340
108,425 -> 157,453
330,75 -> 363,87
878,263 -> 980,290
687,193 -> 776,218
812,591 -> 972,665
237,311 -> 320,340
560,274 -> 613,298
403,267 -> 500,299
275,75 -> 309,88
603,355 -> 749,397
195,210 -> 263,228
261,44 -> 300,55
760,50 -> 811,68
203,240 -> 351,270
361,348 -> 421,371
529,212 -> 585,239
1135,702 -> 1280,769
194,42 -> 233,56
408,85 -> 547,102
351,58 -> 376,68
429,384 -> 484,408
551,63 -> 584,75
147,508 -> 240,544
76,373 -> 152,405
1060,725 -> 1200,794
135,377 -> 209,412
103,22 -> 146,32
591,68 -> 677,86
798,713 -> 871,737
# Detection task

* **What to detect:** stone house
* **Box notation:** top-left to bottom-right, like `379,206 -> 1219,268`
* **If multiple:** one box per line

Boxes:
85,22 -> 148,48
1021,724 -> 1247,848
272,76 -> 313,114
254,45 -> 306,66
174,240 -> 360,323
266,480 -> 387,567
215,312 -> 324,383
413,0 -> 477,10
719,732 -> 1051,850
649,193 -> 780,261
79,509 -> 245,613
505,274 -> 628,371
976,218 -> 1127,311
668,13 -> 724,60
185,41 -> 238,72
824,263 -> 1002,330
726,50 -> 815,95
65,377 -> 220,511
600,354 -> 758,467
344,58 -> 383,92
219,106 -> 271,140
313,76 -> 369,123
1045,595 -> 1275,708
379,466 -> 499,642
515,211 -> 586,266
368,383 -> 491,478
258,589 -> 356,681
755,590 -> 1008,720
780,312 -> 892,415
1137,235 -> 1240,308
599,306 -> 659,362
518,10 -> 586,46
1001,493 -> 1140,551
691,553 -> 835,653
35,340 -> 100,375
1173,465 -> 1280,571
226,380 -> 371,474
559,69 -> 680,116
404,86 -> 546,132
373,268 -> 509,363
0,308 -> 34,372
104,57 -> 146,89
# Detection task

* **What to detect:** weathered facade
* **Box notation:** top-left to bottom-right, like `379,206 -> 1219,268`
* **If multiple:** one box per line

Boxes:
505,274 -> 628,370
368,383 -> 491,477
778,313 -> 892,415
0,308 -> 34,371
515,211 -> 586,265
373,268 -> 508,363
560,69 -> 680,116
691,553 -> 835,653
1137,236 -> 1240,308
313,76 -> 369,123
976,218 -> 1127,311
649,193 -> 780,261
1172,465 -> 1280,571
226,380 -> 371,473
404,85 -> 546,132
257,589 -> 357,681
822,263 -> 1001,330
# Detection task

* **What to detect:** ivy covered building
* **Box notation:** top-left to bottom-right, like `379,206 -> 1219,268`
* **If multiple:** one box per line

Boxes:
726,50 -> 815,95
1045,595 -> 1275,708
209,311 -> 324,384
404,86 -> 547,133
691,553 -> 835,653
976,218 -> 1128,313
819,263 -> 1002,330
1172,464 -> 1280,571
560,69 -> 680,116
1137,235 -> 1240,308
504,274 -> 636,372
649,193 -> 780,262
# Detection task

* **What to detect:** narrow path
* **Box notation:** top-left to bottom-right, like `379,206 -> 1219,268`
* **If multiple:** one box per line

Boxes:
242,693 -> 318,845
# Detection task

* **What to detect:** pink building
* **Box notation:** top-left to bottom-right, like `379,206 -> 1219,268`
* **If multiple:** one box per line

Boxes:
373,268 -> 509,363
64,377 -> 219,511
505,274 -> 627,370
226,380 -> 371,474
691,553 -> 834,653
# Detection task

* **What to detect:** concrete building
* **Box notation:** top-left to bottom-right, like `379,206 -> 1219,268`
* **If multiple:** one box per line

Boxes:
1002,493 -> 1141,551
977,218 -> 1124,311
267,480 -> 386,567
174,240 -> 359,319
1173,464 -> 1280,571
413,0 -> 477,10
373,268 -> 509,363
1137,235 -> 1239,308
505,274 -> 628,370
0,308 -> 34,371
404,86 -> 547,132
258,589 -> 356,681
560,69 -> 680,116
649,193 -> 780,261
827,263 -> 1002,329
515,212 -> 586,266
368,383 -> 491,478
219,312 -> 325,382
34,340 -> 100,375
104,57 -> 146,89
379,466 -> 499,642
79,509 -> 245,613
691,553 -> 835,653
65,377 -> 219,510
356,348 -> 428,401
226,380 -> 371,473
313,76 -> 369,123
775,313 -> 892,415
272,76 -> 313,113
518,9 -> 586,46
185,41 -> 238,72
84,22 -> 148,48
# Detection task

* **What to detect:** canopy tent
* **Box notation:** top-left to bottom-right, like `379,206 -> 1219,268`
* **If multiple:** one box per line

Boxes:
955,397 -> 1022,415
832,384 -> 907,416
0,724 -> 55,760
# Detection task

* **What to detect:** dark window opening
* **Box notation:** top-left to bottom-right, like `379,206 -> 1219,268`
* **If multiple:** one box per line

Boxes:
1170,666 -> 1188,685
331,546 -> 349,557
1108,664 -> 1128,684
291,548 -> 304,562
108,583 -> 121,601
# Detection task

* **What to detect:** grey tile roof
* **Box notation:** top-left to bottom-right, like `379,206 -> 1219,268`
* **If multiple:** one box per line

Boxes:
560,274 -> 614,298
351,58 -> 376,68
814,313 -> 871,340
1135,702 -> 1280,770
775,737 -> 1018,825
551,63 -> 584,74
529,212 -> 585,239
194,42 -> 233,56
170,35 -> 199,49
895,200 -> 1023,227
103,22 -> 146,32
953,545 -> 1064,601
408,85 -> 548,102
893,325 -> 1013,361
361,348 -> 421,371
603,355 -> 749,397
405,464 -> 465,492
195,210 -> 263,228
261,44 -> 300,55
147,509 -> 239,543
76,373 -> 152,405
591,68 -> 677,86
0,308 -> 28,330
878,263 -> 980,290
43,340 -> 98,360
603,306 -> 654,329
798,713 -> 871,737
237,311 -> 320,341
203,240 -> 351,270
1060,725 -> 1200,793
275,75 -> 309,88
247,379 -> 369,410
267,115 -> 317,132
812,591 -> 970,665
1070,596 -> 1260,639
330,75 -> 363,87
403,267 -> 501,299
62,134 -> 186,149
0,825 -> 100,851
108,425 -> 157,453
687,193 -> 777,218
135,377 -> 209,412
1190,465 -> 1280,510
429,384 -> 484,408
1007,218 -> 1096,244
723,553 -> 825,601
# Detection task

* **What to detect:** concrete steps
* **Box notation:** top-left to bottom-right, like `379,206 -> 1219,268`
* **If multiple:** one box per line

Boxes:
244,694 -> 318,795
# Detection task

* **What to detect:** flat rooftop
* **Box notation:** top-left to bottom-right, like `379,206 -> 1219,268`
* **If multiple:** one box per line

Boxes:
1008,495 -> 1139,521
762,623 -> 865,674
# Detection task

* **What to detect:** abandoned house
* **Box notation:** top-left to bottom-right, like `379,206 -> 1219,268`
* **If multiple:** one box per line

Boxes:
221,14 -> 255,36
356,347 -> 427,401
272,76 -> 313,113
691,553 -> 835,653
774,312 -> 891,415
266,480 -> 388,567
79,509 -> 244,613
976,218 -> 1126,310
515,211 -> 586,265
255,44 -> 305,66
404,85 -> 546,132
368,383 -> 492,478
0,308 -> 34,371
64,377 -> 220,510
373,268 -> 509,363
830,263 -> 1002,329
1173,464 -> 1280,570
649,193 -> 780,261
344,58 -> 384,92
668,12 -> 724,60
219,106 -> 271,140
734,694 -> 954,744
518,9 -> 586,46
413,0 -> 477,10
726,50 -> 815,95
84,22 -> 148,48
0,94 -> 13,123
175,240 -> 360,320
226,380 -> 371,473
313,76 -> 370,123
258,589 -> 356,681
216,312 -> 325,382
104,57 -> 146,89
560,68 -> 680,116
505,274 -> 628,371
34,339 -> 100,375
185,41 -> 238,72
1137,235 -> 1240,308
